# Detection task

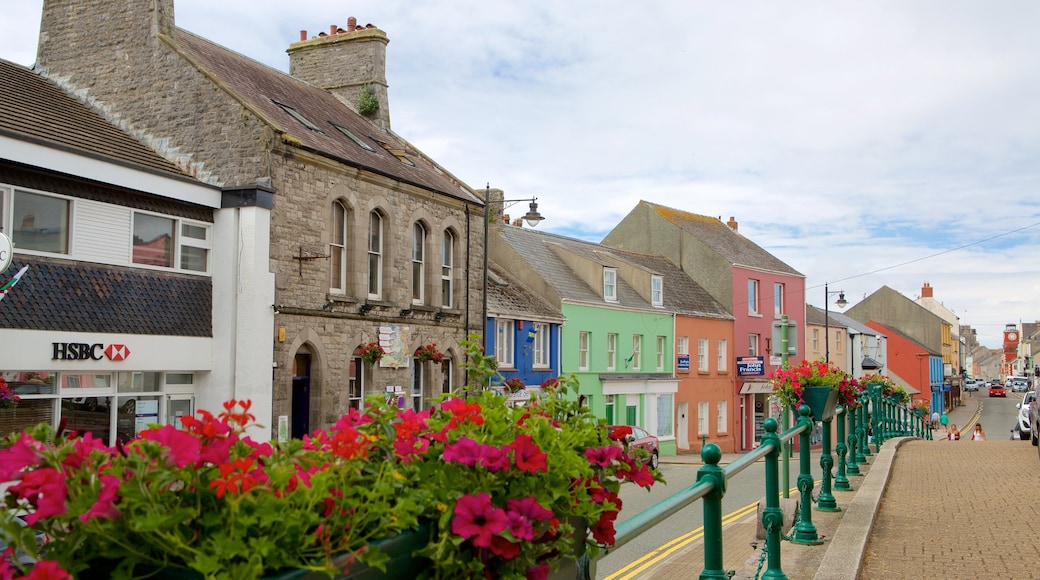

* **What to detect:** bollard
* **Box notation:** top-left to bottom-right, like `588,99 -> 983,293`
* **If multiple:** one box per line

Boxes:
816,412 -> 839,511
790,405 -> 822,545
697,444 -> 728,580
760,418 -> 788,580
846,406 -> 863,475
834,405 -> 853,490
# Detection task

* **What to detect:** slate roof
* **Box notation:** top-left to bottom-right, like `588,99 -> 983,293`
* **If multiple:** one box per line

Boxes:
0,257 -> 212,337
829,311 -> 884,337
806,304 -> 845,327
601,250 -> 733,320
0,58 -> 193,181
642,201 -> 803,276
172,30 -> 480,205
495,225 -> 731,319
496,226 -> 652,310
486,265 -> 564,322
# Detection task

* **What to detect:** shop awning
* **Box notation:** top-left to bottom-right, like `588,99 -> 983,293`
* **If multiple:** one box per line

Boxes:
739,382 -> 774,395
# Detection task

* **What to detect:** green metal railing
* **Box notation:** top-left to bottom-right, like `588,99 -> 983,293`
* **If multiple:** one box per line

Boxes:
603,388 -> 930,580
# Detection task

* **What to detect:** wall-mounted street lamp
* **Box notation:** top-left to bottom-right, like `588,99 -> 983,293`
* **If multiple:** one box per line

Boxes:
482,184 -> 545,354
824,283 -> 848,364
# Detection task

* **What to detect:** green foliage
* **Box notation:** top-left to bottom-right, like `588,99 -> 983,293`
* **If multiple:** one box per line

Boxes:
357,85 -> 379,116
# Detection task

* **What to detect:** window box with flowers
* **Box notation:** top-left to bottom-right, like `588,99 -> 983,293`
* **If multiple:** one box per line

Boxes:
357,341 -> 385,365
770,360 -> 860,421
0,377 -> 18,410
415,343 -> 444,364
0,335 -> 662,579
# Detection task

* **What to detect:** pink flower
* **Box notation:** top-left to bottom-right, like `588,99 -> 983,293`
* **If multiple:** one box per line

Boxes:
443,437 -> 482,467
0,431 -> 43,480
23,560 -> 70,579
80,474 -> 121,522
451,492 -> 508,547
138,425 -> 202,468
489,534 -> 521,559
508,434 -> 548,473
591,510 -> 619,545
10,468 -> 68,525
478,443 -> 511,472
505,497 -> 553,541
584,445 -> 624,467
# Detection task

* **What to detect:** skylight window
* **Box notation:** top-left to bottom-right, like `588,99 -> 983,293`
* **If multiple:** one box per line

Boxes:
272,99 -> 324,133
374,140 -> 417,167
332,123 -> 376,152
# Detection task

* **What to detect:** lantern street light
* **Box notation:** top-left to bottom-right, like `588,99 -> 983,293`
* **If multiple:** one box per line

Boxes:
481,184 -> 545,355
824,283 -> 848,364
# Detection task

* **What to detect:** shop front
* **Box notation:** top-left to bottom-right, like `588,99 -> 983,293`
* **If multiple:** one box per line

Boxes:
0,329 -> 211,445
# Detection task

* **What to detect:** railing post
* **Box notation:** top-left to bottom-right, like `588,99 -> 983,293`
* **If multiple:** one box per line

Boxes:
697,444 -> 728,580
760,418 -> 788,580
846,405 -> 862,476
858,398 -> 871,459
834,406 -> 852,490
816,412 -> 838,511
790,405 -> 822,545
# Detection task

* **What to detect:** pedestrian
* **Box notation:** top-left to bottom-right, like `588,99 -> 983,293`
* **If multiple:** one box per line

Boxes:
940,412 -> 949,432
930,411 -> 940,429
971,424 -> 985,441
947,424 -> 960,441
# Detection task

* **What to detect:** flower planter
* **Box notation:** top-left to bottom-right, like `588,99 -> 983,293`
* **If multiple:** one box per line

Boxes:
265,524 -> 433,580
800,386 -> 838,421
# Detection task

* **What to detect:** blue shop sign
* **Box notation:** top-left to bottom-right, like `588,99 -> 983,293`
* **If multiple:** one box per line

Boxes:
737,356 -> 765,377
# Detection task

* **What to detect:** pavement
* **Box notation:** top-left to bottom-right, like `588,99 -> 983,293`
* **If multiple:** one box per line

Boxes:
631,392 -> 1039,579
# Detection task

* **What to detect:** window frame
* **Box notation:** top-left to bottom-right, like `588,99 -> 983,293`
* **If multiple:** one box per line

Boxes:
578,331 -> 590,371
651,275 -> 663,307
773,282 -> 785,317
533,322 -> 550,369
412,222 -> 426,305
603,268 -> 618,302
631,335 -> 642,371
607,333 -> 618,371
132,210 -> 211,274
368,211 -> 383,299
717,400 -> 728,434
748,333 -> 760,357
441,230 -> 455,308
698,338 -> 709,372
748,279 -> 760,315
329,201 -> 347,293
656,336 -> 666,371
717,339 -> 728,372
495,319 -> 516,368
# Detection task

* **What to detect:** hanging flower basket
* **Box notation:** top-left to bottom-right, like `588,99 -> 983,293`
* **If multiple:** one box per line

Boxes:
415,343 -> 444,364
770,360 -> 860,420
357,341 -> 384,365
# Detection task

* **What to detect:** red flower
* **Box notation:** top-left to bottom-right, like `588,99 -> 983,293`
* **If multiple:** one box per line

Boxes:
508,434 -> 548,473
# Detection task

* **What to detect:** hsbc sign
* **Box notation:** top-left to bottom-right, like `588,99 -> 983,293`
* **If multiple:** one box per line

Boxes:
52,342 -> 131,361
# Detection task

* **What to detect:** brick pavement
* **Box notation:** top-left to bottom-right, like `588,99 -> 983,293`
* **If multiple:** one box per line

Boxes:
628,396 -> 1024,580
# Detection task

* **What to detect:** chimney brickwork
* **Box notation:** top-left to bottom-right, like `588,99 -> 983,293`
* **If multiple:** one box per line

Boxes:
288,20 -> 391,131
921,282 -> 933,298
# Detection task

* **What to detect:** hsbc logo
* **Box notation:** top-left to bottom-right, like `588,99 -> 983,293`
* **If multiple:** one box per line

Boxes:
52,342 -> 132,362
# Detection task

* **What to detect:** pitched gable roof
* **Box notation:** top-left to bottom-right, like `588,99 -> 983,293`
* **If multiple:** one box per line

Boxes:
0,58 -> 192,181
605,251 -> 733,320
170,30 -> 480,204
643,200 -> 803,276
487,265 -> 564,322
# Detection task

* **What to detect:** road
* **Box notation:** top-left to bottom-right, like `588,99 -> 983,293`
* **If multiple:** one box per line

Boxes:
596,449 -> 828,579
974,389 -> 1025,441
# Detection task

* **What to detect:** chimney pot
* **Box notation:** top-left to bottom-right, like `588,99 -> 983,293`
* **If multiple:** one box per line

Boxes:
330,25 -> 337,35
348,17 -> 357,32
299,30 -> 307,41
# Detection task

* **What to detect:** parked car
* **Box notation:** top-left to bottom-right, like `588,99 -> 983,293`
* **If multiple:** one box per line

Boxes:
606,425 -> 660,469
1010,378 -> 1031,393
964,379 -> 981,392
1017,391 -> 1035,442
1030,387 -> 1040,447
989,384 -> 1007,397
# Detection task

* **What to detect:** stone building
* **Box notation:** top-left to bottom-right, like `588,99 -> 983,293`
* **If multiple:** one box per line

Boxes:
34,0 -> 485,439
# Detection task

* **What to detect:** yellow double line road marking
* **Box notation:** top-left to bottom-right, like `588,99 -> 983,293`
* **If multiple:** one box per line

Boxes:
604,483 -> 816,580
603,501 -> 759,580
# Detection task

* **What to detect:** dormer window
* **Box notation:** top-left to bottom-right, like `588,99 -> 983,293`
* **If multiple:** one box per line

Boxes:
651,275 -> 663,307
272,99 -> 324,133
603,268 -> 617,302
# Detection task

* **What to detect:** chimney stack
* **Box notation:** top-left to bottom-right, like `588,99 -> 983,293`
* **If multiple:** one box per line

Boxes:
726,216 -> 738,232
921,282 -> 933,298
287,17 -> 391,130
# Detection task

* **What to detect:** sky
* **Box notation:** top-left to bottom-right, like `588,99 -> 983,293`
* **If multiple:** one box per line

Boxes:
4,1 -> 1040,349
